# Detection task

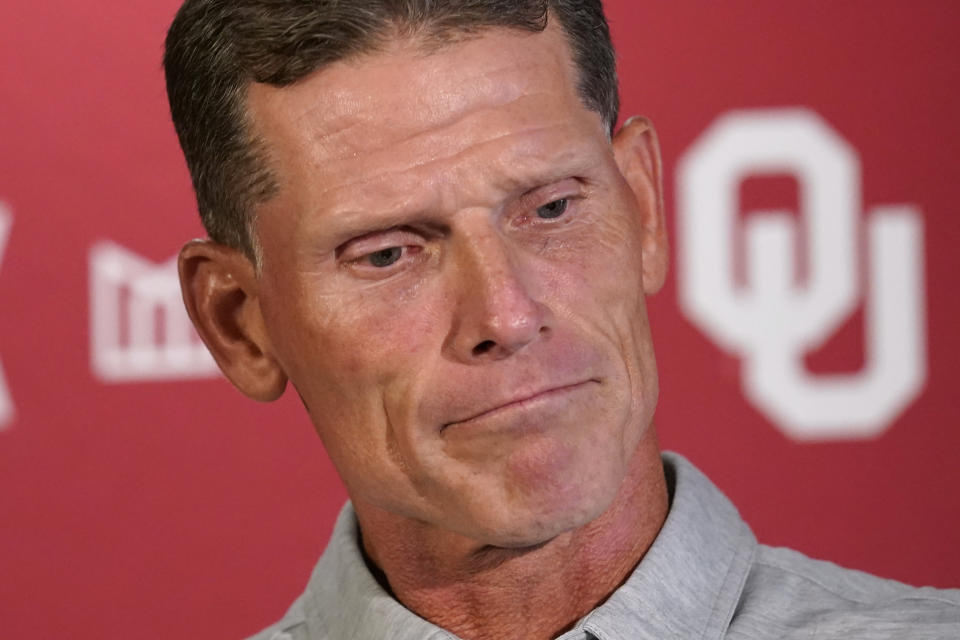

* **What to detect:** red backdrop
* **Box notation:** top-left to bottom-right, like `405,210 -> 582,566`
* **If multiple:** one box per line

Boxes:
1,1 -> 957,636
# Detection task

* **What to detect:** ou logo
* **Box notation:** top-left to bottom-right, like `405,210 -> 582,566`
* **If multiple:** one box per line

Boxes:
677,108 -> 926,441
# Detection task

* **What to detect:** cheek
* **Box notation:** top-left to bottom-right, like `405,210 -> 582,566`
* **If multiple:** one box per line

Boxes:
341,283 -> 448,370
275,277 -> 438,373
543,204 -> 655,420
270,279 -> 453,459
540,211 -> 645,319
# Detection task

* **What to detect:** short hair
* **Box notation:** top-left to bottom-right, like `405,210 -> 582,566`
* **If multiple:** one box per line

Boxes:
164,0 -> 619,260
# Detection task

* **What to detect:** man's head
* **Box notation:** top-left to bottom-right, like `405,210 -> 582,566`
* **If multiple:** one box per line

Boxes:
168,0 -> 667,548
164,0 -> 618,262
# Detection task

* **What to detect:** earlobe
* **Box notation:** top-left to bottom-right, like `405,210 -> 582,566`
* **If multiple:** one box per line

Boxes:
178,239 -> 288,401
612,116 -> 669,295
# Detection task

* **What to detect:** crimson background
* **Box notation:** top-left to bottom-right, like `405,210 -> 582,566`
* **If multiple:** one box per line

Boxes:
0,1 -> 957,637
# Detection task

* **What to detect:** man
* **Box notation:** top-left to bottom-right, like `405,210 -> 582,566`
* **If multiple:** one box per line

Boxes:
163,1 -> 959,638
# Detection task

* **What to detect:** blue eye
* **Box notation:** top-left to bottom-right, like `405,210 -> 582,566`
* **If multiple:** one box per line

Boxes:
537,199 -> 568,219
367,247 -> 402,267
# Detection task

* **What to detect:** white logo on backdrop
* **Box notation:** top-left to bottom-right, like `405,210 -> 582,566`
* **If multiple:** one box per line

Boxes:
89,242 -> 219,382
677,108 -> 926,441
0,203 -> 13,429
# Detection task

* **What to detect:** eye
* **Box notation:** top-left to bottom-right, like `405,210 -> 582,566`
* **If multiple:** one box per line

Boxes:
536,198 -> 568,219
366,247 -> 403,268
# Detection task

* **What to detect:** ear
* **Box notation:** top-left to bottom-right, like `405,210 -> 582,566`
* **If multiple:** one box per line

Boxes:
178,239 -> 287,401
612,116 -> 669,294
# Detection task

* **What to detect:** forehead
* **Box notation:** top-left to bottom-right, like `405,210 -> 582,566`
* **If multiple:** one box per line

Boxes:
246,21 -> 605,223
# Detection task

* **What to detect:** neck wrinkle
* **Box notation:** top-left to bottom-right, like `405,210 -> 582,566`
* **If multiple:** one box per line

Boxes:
356,429 -> 668,640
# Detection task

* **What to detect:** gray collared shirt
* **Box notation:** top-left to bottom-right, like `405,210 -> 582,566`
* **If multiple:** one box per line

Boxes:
249,453 -> 960,639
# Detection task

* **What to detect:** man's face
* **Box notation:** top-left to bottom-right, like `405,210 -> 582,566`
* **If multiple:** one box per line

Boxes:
246,23 -> 663,546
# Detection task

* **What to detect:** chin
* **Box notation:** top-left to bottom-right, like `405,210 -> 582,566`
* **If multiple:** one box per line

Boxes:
489,510 -> 607,549
465,462 -> 626,549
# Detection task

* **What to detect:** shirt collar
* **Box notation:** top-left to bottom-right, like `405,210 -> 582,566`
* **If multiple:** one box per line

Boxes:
574,452 -> 757,640
301,504 -> 458,640
301,452 -> 756,640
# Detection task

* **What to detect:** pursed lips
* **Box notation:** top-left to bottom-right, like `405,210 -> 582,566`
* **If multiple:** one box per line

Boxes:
441,379 -> 598,431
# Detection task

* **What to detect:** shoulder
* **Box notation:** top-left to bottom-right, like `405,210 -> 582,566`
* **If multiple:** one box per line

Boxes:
730,544 -> 960,638
244,594 -> 318,640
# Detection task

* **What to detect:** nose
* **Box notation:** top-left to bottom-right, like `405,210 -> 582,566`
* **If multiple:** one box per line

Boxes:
444,229 -> 551,363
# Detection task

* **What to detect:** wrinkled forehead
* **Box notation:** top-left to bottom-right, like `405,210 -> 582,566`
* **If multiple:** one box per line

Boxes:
244,20 -> 597,169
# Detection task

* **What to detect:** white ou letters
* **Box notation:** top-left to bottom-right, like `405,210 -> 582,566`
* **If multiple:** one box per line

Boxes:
677,108 -> 926,441
89,242 -> 219,382
0,203 -> 12,429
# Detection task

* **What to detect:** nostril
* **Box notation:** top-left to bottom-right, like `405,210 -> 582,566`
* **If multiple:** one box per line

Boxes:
473,340 -> 496,356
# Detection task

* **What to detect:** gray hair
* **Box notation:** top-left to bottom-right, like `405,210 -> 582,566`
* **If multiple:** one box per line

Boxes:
164,0 -> 619,260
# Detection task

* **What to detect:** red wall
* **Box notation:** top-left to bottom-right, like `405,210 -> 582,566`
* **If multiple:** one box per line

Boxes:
1,1 -> 957,636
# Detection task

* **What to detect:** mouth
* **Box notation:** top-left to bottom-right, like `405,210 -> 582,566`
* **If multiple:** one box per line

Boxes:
442,379 -> 599,431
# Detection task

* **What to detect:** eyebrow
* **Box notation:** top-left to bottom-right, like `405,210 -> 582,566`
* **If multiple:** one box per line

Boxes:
497,158 -> 592,196
331,224 -> 415,258
317,140 -> 602,243
321,206 -> 441,248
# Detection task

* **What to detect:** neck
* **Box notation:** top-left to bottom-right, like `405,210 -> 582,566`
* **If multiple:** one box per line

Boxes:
354,429 -> 668,640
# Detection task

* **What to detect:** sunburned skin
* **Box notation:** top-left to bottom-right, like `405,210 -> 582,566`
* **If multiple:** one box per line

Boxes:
180,18 -> 670,640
